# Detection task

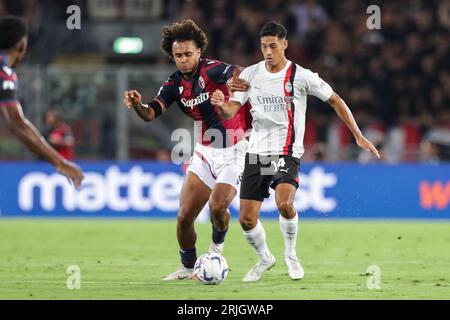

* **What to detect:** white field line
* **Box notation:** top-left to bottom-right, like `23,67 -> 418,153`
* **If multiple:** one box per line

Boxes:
0,280 -> 446,287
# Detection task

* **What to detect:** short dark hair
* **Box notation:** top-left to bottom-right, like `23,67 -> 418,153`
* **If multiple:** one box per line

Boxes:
0,15 -> 28,50
259,21 -> 287,39
160,19 -> 208,59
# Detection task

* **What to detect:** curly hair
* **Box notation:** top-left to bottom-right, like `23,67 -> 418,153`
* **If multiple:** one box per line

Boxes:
0,15 -> 28,50
160,19 -> 208,59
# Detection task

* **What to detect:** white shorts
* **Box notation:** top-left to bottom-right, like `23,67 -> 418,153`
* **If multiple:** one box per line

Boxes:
187,139 -> 248,192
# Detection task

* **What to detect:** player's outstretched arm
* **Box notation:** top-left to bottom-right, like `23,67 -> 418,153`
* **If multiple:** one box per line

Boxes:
327,92 -> 380,159
211,89 -> 241,120
124,90 -> 166,122
0,103 -> 84,189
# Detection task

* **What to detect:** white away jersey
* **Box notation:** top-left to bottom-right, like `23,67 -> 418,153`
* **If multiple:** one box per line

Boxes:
231,60 -> 333,158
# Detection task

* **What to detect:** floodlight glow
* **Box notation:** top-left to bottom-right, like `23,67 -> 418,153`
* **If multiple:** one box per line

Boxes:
113,37 -> 143,54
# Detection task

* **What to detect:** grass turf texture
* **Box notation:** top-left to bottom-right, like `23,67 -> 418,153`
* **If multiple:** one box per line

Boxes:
0,219 -> 449,299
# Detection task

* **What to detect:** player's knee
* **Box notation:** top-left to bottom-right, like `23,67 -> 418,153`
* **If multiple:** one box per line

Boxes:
209,198 -> 229,216
177,208 -> 196,229
277,200 -> 294,215
239,215 -> 257,230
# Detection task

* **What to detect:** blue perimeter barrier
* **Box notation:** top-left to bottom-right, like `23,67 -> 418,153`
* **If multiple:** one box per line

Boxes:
0,161 -> 449,219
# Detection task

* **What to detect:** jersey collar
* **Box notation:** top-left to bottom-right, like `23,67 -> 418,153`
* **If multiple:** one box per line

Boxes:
180,58 -> 204,82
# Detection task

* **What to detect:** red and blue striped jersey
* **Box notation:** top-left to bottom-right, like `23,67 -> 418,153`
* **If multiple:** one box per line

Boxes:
154,58 -> 252,148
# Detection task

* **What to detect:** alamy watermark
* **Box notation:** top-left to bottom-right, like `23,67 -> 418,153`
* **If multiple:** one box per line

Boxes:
66,5 -> 81,30
66,265 -> 81,289
366,5 -> 381,30
366,265 -> 381,290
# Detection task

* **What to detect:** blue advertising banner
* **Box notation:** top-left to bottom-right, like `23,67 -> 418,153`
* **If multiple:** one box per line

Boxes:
0,161 -> 449,219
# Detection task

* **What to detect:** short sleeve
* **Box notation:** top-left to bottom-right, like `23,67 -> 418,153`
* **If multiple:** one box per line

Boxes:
303,68 -> 333,101
229,67 -> 251,105
205,60 -> 237,84
154,77 -> 179,108
0,69 -> 18,106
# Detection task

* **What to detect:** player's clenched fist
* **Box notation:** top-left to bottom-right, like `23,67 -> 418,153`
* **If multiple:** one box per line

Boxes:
124,90 -> 142,108
211,89 -> 225,108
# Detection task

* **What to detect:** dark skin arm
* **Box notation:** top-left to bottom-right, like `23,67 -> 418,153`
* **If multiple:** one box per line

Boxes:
327,92 -> 380,158
210,89 -> 241,120
123,90 -> 167,122
0,103 -> 84,188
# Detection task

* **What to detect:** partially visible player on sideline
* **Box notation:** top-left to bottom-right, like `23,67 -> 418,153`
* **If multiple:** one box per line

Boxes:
44,109 -> 75,160
123,19 -> 252,280
0,16 -> 83,189
212,21 -> 380,282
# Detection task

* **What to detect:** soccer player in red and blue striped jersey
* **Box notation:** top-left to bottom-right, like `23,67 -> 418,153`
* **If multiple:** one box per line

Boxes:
124,19 -> 252,280
0,16 -> 83,189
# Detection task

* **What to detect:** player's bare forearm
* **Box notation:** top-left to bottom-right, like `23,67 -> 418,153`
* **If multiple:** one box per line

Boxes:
132,103 -> 155,122
124,90 -> 159,122
1,103 -> 84,188
219,101 -> 241,120
327,92 -> 363,139
0,104 -> 64,166
11,120 -> 84,188
11,117 -> 65,166
327,92 -> 380,158
211,89 -> 241,120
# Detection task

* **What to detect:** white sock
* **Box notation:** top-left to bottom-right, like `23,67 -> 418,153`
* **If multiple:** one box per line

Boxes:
279,212 -> 298,257
243,220 -> 271,264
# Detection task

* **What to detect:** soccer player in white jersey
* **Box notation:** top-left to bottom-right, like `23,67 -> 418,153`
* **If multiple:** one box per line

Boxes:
211,21 -> 380,282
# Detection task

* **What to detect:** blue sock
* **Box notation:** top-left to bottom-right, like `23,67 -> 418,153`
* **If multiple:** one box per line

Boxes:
212,226 -> 228,244
179,248 -> 196,268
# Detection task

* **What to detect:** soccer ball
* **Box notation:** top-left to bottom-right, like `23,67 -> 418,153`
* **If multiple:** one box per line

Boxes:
194,253 -> 229,285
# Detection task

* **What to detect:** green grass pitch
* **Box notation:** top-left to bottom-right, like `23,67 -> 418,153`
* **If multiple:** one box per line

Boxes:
0,219 -> 449,299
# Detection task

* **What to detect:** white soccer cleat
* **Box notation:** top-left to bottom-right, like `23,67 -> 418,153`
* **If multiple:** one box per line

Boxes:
285,255 -> 304,280
242,253 -> 276,282
162,266 -> 194,281
208,241 -> 224,255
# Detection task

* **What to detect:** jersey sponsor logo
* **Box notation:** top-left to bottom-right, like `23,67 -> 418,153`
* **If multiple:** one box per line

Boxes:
181,92 -> 210,109
256,95 -> 294,108
2,80 -> 15,90
198,76 -> 205,90
256,95 -> 285,105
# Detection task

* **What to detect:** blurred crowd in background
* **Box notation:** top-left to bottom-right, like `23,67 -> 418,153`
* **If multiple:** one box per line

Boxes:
0,0 -> 449,163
